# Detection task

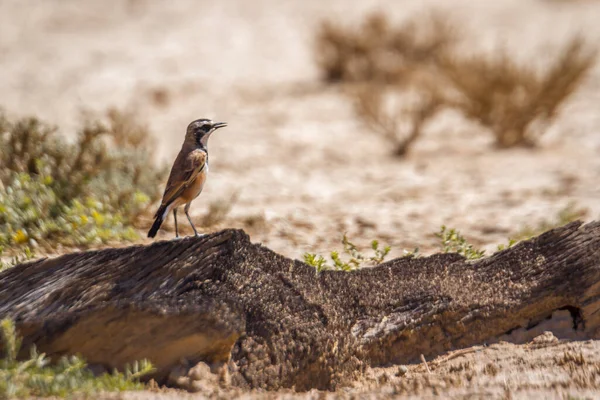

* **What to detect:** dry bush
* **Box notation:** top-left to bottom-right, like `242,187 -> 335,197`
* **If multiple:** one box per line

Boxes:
315,13 -> 457,84
439,37 -> 597,148
316,12 -> 596,155
355,82 -> 445,156
315,12 -> 455,156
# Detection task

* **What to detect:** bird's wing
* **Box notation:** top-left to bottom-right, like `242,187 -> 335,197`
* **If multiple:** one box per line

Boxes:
160,149 -> 207,207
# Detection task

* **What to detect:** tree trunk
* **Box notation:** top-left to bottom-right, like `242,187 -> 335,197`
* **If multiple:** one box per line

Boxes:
1,221 -> 599,390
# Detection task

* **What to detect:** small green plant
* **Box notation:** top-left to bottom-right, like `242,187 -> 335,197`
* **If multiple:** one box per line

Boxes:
304,234 -> 391,272
303,253 -> 328,272
0,246 -> 35,272
0,319 -> 20,363
402,247 -> 421,258
0,318 -> 154,398
436,225 -> 485,260
496,238 -> 517,252
367,239 -> 391,264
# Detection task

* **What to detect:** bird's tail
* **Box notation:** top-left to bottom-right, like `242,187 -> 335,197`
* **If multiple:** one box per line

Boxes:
148,204 -> 168,238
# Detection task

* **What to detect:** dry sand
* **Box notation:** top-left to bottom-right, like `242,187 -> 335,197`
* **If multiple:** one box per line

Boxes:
2,0 -> 600,398
118,336 -> 600,400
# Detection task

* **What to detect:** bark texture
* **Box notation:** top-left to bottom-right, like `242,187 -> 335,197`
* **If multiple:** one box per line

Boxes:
1,221 -> 599,390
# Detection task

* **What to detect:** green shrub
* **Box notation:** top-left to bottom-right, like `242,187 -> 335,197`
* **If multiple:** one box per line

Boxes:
0,109 -> 167,251
0,318 -> 154,399
303,234 -> 391,272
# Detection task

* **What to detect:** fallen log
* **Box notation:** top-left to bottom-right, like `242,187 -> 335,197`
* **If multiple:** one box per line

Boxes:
0,221 -> 599,390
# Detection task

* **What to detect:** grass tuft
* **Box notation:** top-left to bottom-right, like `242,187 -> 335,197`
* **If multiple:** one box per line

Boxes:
0,246 -> 35,273
0,318 -> 154,399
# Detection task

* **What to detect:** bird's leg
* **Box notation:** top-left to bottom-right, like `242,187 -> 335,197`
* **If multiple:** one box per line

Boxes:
184,202 -> 199,236
173,208 -> 179,238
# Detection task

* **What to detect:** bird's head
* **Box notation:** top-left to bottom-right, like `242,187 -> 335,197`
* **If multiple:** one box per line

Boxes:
186,118 -> 227,148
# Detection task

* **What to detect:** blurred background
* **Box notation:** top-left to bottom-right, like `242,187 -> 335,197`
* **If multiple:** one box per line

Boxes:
0,0 -> 599,262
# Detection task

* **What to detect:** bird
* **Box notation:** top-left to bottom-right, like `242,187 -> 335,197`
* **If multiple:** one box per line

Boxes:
148,118 -> 227,238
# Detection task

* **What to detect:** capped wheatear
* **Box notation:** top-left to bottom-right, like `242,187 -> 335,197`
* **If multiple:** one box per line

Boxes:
148,119 -> 227,238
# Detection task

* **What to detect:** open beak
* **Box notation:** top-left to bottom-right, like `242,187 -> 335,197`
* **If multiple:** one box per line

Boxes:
213,122 -> 227,130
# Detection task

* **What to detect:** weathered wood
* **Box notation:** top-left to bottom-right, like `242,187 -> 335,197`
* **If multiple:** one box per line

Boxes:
1,221 -> 599,390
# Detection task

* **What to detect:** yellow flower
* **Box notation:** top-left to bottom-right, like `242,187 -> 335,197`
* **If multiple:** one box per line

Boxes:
80,215 -> 89,225
13,230 -> 28,244
86,198 -> 101,209
91,210 -> 105,226
134,191 -> 150,205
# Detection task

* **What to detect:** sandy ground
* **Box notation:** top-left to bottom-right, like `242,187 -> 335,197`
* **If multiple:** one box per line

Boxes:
2,0 -> 600,398
113,332 -> 600,400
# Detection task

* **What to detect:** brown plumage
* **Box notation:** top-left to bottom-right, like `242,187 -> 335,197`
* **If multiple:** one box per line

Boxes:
161,148 -> 207,209
148,119 -> 227,238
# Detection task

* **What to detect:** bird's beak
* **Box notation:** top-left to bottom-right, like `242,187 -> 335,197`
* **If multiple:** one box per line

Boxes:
213,122 -> 227,130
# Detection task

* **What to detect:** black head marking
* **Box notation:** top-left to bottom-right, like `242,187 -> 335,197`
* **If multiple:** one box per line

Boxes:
186,118 -> 226,148
188,119 -> 213,133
